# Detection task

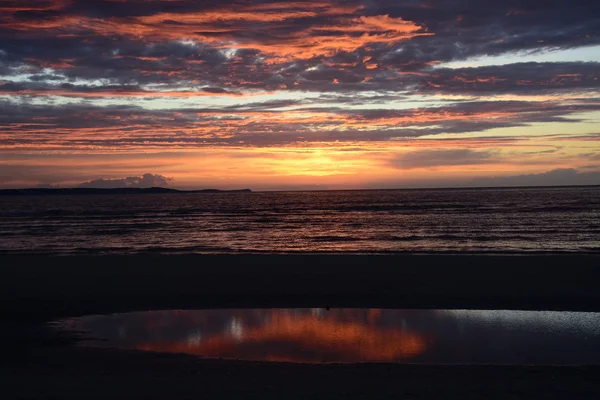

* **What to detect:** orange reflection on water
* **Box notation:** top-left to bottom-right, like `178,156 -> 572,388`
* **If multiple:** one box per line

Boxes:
134,310 -> 427,363
56,309 -> 600,366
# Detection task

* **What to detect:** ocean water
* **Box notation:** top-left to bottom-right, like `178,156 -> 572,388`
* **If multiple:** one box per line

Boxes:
1,186 -> 599,255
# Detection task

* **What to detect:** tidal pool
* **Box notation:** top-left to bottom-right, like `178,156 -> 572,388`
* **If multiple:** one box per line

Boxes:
54,309 -> 600,365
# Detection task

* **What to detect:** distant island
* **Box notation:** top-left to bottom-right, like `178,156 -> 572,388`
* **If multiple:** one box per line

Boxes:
0,187 -> 252,196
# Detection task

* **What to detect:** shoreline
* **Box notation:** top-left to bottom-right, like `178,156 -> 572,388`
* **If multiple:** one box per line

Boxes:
2,250 -> 600,255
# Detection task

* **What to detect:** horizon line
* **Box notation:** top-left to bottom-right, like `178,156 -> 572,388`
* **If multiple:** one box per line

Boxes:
2,184 -> 599,193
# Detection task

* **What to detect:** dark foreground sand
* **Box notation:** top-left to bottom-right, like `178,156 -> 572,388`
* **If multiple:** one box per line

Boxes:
2,254 -> 600,399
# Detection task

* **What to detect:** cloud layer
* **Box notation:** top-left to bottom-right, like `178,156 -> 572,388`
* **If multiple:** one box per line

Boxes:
1,1 -> 599,188
78,173 -> 172,188
471,168 -> 600,187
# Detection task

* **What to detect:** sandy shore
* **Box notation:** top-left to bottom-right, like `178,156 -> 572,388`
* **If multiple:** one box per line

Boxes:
2,254 -> 600,399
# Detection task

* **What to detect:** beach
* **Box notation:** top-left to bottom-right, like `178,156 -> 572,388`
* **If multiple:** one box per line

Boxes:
2,254 -> 600,399
3,254 -> 600,319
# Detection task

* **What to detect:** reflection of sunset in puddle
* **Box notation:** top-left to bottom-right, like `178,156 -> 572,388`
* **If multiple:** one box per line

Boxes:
55,309 -> 600,365
137,312 -> 427,363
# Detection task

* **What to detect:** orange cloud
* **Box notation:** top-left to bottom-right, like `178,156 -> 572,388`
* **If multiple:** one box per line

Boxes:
135,311 -> 427,363
2,3 -> 431,59
0,0 -> 71,12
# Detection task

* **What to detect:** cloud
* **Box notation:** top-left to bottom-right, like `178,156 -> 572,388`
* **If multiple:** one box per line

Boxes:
1,0 -> 599,97
34,183 -> 59,189
389,149 -> 497,169
2,98 -> 600,150
78,173 -> 173,188
421,62 -> 600,95
471,168 -> 600,187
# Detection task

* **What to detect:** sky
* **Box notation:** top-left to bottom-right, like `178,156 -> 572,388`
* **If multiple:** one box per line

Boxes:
1,0 -> 599,190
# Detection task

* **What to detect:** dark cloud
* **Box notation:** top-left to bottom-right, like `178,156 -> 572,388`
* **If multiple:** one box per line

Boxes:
1,0 -> 599,96
2,98 -> 600,149
78,173 -> 173,188
421,62 -> 600,95
471,168 -> 600,187
34,183 -> 59,189
389,149 -> 496,169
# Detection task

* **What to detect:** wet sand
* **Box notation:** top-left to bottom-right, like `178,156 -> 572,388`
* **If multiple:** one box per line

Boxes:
4,346 -> 600,399
2,254 -> 600,398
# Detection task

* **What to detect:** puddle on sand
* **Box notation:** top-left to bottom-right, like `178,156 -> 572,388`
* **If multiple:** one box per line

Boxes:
54,308 -> 600,365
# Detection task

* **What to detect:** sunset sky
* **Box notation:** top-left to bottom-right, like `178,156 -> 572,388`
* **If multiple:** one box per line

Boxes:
1,0 -> 599,190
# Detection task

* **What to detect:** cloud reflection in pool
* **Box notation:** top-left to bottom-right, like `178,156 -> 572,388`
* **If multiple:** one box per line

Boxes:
55,309 -> 600,365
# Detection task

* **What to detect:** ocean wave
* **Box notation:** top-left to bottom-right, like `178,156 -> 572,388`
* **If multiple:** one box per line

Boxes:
204,227 -> 254,232
252,217 -> 281,223
311,236 -> 365,242
1,187 -> 598,254
334,204 -> 478,213
377,235 -> 539,242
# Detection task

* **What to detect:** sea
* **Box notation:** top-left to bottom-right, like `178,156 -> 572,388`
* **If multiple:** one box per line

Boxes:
1,186 -> 599,255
